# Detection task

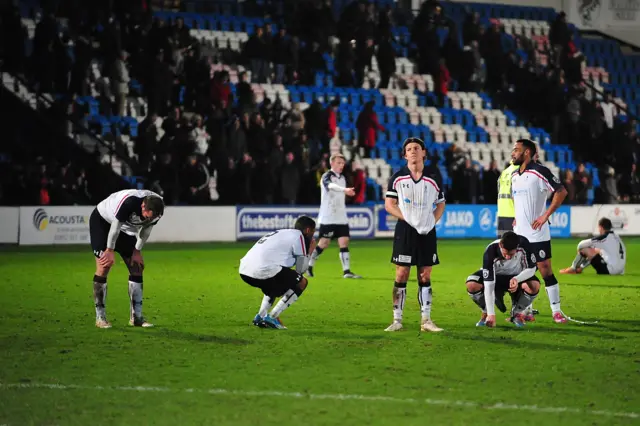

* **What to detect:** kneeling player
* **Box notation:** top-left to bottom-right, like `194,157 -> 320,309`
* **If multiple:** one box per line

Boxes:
560,218 -> 626,275
466,231 -> 541,328
239,216 -> 317,330
90,189 -> 165,329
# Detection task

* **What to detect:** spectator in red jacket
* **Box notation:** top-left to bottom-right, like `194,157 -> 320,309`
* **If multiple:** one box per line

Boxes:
436,58 -> 451,106
356,101 -> 385,157
326,99 -> 340,140
210,71 -> 231,110
351,160 -> 366,204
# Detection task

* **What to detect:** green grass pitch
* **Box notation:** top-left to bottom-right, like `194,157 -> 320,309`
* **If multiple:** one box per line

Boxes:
0,238 -> 639,426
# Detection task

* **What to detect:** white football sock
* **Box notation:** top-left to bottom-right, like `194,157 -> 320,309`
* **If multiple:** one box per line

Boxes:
418,284 -> 433,320
393,284 -> 406,321
128,280 -> 143,319
339,248 -> 350,272
258,295 -> 273,318
545,285 -> 561,314
270,289 -> 298,318
309,247 -> 323,267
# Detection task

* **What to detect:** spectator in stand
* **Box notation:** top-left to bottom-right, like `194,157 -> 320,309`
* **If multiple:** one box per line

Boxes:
211,70 -> 231,111
436,58 -> 451,106
462,11 -> 482,45
236,71 -> 255,113
574,163 -> 591,205
244,26 -> 268,83
482,160 -> 500,204
326,99 -> 339,148
351,161 -> 366,205
281,152 -> 300,204
549,12 -> 571,51
181,154 -> 210,205
355,37 -> 375,88
110,50 -> 130,116
376,32 -> 396,89
356,101 -> 385,158
563,169 -> 577,204
272,26 -> 291,84
336,38 -> 356,87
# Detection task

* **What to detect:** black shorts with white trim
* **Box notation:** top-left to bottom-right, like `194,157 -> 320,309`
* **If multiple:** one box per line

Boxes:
89,208 -> 136,259
529,240 -> 553,263
240,267 -> 304,298
318,224 -> 350,240
391,220 -> 439,267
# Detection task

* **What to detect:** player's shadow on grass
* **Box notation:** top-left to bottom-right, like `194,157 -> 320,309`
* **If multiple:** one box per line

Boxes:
150,329 -> 252,345
448,334 -> 634,358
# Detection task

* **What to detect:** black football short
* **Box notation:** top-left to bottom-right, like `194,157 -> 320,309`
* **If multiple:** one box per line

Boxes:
240,267 -> 304,298
590,254 -> 610,275
391,220 -> 439,267
529,240 -> 553,263
318,224 -> 350,240
89,208 -> 136,259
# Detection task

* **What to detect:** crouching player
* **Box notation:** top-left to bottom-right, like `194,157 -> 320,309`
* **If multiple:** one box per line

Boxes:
239,216 -> 317,330
465,231 -> 541,328
560,218 -> 626,275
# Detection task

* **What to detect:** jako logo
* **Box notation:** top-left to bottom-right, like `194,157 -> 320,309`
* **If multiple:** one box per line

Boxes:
444,210 -> 474,228
479,208 -> 493,231
549,212 -> 569,228
33,208 -> 49,231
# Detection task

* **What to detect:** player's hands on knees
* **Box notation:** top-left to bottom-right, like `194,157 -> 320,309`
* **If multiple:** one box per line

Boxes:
508,277 -> 519,293
345,187 -> 356,197
131,249 -> 144,270
99,250 -> 115,268
485,315 -> 496,327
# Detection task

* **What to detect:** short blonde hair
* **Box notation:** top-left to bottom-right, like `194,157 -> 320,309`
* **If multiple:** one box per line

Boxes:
330,153 -> 345,164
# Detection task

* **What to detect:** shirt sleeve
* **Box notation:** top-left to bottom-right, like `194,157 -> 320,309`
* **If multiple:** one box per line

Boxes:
292,231 -> 307,257
321,172 -> 332,191
386,175 -> 398,199
520,236 -> 537,269
536,165 -> 564,193
114,196 -> 140,222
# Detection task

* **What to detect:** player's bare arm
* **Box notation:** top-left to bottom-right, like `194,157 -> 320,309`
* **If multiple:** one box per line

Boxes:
533,186 -> 567,230
384,197 -> 405,221
434,202 -> 445,223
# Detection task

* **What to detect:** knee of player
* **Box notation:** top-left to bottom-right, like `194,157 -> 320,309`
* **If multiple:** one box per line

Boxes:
418,268 -> 432,283
299,277 -> 308,291
395,268 -> 410,283
523,280 -> 540,294
537,260 -> 553,277
466,280 -> 483,293
95,265 -> 111,276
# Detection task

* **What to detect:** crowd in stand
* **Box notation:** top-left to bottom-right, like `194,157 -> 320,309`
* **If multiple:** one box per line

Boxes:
1,0 -> 639,207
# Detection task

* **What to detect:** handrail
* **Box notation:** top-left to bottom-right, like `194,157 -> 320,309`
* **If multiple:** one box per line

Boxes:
0,67 -> 137,173
581,79 -> 639,122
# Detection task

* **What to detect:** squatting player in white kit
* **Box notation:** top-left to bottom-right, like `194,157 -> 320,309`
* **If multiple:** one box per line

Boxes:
384,137 -> 446,332
465,231 -> 541,328
560,217 -> 626,275
511,139 -> 568,323
239,216 -> 317,330
90,189 -> 165,328
308,153 -> 362,279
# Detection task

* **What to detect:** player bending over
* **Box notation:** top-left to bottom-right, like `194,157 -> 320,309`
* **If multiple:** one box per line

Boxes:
384,137 -> 445,333
308,153 -> 362,279
511,139 -> 568,323
90,189 -> 165,329
466,231 -> 541,328
239,216 -> 317,330
560,218 -> 626,275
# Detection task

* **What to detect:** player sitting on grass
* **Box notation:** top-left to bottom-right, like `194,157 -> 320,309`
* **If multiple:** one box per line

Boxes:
466,231 -> 541,328
90,189 -> 165,329
560,218 -> 626,276
239,216 -> 317,330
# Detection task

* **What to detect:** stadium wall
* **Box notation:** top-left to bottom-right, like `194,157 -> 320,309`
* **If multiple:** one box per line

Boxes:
6,205 -> 640,245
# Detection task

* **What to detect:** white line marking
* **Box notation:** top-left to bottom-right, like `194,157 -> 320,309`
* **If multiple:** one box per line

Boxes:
0,382 -> 637,419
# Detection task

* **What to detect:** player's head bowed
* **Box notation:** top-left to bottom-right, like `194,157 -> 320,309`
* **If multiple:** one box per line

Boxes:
499,231 -> 520,259
142,195 -> 165,219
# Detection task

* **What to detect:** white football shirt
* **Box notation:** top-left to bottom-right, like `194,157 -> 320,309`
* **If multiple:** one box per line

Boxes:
318,170 -> 348,225
511,162 -> 564,243
386,166 -> 445,234
239,229 -> 308,279
97,189 -> 162,236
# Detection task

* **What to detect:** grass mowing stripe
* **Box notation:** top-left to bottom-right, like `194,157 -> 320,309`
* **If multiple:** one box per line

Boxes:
1,382 -> 637,419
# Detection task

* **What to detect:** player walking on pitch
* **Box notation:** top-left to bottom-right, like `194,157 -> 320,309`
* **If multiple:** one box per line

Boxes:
511,139 -> 568,323
560,217 -> 626,275
90,189 -> 165,328
308,153 -> 362,279
384,137 -> 445,332
466,231 -> 540,328
239,216 -> 317,329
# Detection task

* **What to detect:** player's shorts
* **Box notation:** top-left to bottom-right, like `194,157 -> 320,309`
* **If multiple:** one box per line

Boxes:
467,269 -> 541,312
466,269 -> 541,292
590,254 -> 610,275
240,267 -> 304,298
318,224 -> 350,239
89,208 -> 136,259
391,220 -> 439,267
529,240 -> 552,263
497,217 -> 514,235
